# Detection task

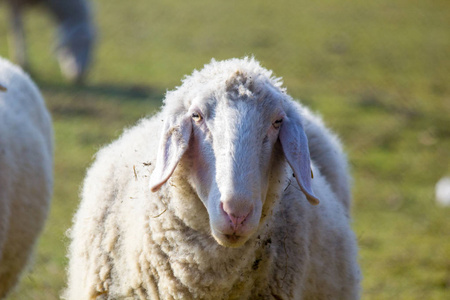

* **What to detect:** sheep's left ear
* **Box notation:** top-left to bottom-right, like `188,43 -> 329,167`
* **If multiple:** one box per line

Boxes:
149,113 -> 192,192
279,115 -> 320,205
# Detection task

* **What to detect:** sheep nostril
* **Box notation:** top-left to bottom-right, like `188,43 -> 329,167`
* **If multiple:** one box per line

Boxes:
220,201 -> 252,230
229,215 -> 246,228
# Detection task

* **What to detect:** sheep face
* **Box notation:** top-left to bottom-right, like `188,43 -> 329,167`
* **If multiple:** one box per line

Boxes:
150,61 -> 318,248
187,92 -> 286,248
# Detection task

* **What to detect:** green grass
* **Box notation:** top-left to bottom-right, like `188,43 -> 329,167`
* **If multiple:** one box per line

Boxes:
1,0 -> 449,298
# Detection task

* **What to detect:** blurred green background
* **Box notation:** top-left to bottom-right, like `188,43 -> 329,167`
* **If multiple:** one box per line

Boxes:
1,0 -> 449,299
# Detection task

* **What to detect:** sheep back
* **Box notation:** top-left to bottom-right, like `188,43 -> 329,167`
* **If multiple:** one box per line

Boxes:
0,57 -> 53,297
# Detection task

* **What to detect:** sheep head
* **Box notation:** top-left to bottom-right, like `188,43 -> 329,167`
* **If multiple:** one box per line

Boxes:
56,22 -> 95,84
150,58 -> 318,248
50,0 -> 96,84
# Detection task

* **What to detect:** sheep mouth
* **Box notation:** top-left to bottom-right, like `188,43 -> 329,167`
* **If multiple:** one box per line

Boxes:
224,233 -> 241,242
212,230 -> 250,248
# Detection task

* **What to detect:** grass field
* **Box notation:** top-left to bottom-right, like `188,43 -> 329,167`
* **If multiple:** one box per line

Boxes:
1,0 -> 449,299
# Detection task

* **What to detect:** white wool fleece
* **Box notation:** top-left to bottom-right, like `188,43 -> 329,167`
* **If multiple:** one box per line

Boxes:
65,57 -> 360,300
0,57 -> 53,298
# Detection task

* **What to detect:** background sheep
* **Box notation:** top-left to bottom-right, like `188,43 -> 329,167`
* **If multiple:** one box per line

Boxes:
65,57 -> 360,299
0,57 -> 53,298
435,177 -> 450,207
3,0 -> 95,83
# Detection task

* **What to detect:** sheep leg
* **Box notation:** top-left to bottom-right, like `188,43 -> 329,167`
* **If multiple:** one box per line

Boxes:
7,1 -> 29,71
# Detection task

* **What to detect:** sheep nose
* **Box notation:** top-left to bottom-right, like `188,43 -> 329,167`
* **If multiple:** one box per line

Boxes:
220,201 -> 253,231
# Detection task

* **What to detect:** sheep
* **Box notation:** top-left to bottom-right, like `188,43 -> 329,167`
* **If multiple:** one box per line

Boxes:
436,176 -> 450,207
3,0 -> 96,83
64,57 -> 360,299
0,57 -> 53,298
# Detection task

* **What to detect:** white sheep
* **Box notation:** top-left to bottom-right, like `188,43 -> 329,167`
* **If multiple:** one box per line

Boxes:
436,177 -> 450,206
0,57 -> 53,298
4,0 -> 96,83
64,57 -> 360,299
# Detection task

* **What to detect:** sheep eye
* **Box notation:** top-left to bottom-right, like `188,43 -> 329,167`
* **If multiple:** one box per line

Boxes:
192,112 -> 203,122
273,119 -> 283,129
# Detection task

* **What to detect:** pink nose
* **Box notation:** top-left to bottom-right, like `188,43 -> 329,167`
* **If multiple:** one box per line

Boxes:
220,201 -> 252,231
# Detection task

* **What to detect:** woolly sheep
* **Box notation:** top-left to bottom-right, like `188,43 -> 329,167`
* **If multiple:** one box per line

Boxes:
436,177 -> 450,206
64,57 -> 360,299
4,0 -> 96,83
0,57 -> 53,298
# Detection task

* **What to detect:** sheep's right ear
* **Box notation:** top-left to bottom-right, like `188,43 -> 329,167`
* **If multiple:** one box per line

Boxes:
149,113 -> 192,192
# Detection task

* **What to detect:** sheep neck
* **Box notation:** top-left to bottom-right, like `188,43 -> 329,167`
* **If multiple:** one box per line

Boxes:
142,152 -> 289,297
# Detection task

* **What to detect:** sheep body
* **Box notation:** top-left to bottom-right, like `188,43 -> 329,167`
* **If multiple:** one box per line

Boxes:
0,57 -> 53,298
65,57 -> 360,299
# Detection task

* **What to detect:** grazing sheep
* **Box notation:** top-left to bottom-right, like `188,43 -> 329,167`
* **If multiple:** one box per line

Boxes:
65,57 -> 360,299
4,0 -> 96,83
0,57 -> 53,298
436,177 -> 450,207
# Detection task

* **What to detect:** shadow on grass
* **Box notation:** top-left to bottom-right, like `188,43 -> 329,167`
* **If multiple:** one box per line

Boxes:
37,79 -> 165,102
37,80 -> 165,120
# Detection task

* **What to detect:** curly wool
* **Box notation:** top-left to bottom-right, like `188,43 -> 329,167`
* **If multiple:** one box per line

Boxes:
65,57 -> 360,299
